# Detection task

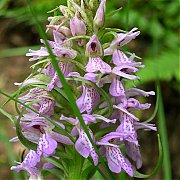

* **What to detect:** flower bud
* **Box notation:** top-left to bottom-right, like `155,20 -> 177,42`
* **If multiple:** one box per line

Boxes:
85,35 -> 103,57
93,0 -> 106,32
47,25 -> 71,38
70,12 -> 86,37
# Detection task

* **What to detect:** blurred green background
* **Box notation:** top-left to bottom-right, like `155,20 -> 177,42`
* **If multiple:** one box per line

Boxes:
0,0 -> 179,179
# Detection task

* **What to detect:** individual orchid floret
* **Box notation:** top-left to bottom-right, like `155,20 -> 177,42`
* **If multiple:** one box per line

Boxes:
45,61 -> 73,91
93,0 -> 106,32
86,57 -> 111,74
112,50 -> 144,68
124,120 -> 157,169
20,114 -> 73,145
97,133 -> 134,176
47,25 -> 71,38
85,35 -> 103,57
106,145 -> 133,176
104,28 -> 140,55
116,112 -> 138,144
127,98 -> 151,111
134,121 -> 157,131
19,87 -> 56,117
125,88 -> 155,97
75,128 -> 98,166
112,65 -> 140,80
125,141 -> 142,169
76,85 -> 100,114
70,12 -> 86,46
11,150 -> 41,180
26,47 -> 49,61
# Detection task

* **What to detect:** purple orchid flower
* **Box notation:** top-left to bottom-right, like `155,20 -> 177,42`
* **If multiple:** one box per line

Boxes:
76,85 -> 100,114
11,150 -> 41,179
125,88 -> 155,97
20,113 -> 73,145
75,128 -> 98,166
45,61 -> 73,91
116,112 -> 138,145
112,50 -> 144,68
26,47 -> 49,61
116,111 -> 157,169
104,28 -> 140,56
19,87 -> 56,117
85,35 -> 111,73
97,132 -> 134,176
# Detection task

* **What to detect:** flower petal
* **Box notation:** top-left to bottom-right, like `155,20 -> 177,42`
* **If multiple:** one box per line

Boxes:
106,146 -> 122,173
125,141 -> 142,169
86,57 -> 111,74
76,85 -> 100,114
37,133 -> 57,158
109,76 -> 125,97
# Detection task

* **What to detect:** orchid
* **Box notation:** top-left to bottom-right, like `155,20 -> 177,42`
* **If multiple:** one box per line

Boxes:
7,0 -> 160,179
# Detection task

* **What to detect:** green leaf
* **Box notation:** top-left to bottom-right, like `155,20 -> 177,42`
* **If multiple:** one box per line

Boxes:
81,165 -> 96,179
134,134 -> 163,178
158,83 -> 172,179
45,157 -> 66,173
64,35 -> 90,42
41,168 -> 64,179
0,107 -> 17,124
106,7 -> 122,18
0,46 -> 40,58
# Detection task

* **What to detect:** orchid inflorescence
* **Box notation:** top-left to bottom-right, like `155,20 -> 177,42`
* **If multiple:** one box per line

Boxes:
10,0 -> 157,179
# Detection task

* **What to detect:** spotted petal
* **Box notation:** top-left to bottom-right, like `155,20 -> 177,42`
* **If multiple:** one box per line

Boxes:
106,146 -> 133,176
109,76 -> 125,97
11,150 -> 41,179
75,129 -> 98,166
37,133 -> 57,158
76,85 -> 100,114
86,57 -> 111,74
26,47 -> 49,61
112,66 -> 139,80
125,88 -> 155,97
127,98 -> 151,110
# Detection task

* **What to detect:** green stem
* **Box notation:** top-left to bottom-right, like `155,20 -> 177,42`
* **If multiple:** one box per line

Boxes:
152,10 -> 172,179
157,83 -> 172,180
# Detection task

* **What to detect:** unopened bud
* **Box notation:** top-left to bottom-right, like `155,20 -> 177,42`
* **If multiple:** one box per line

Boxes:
93,0 -> 106,32
70,13 -> 86,37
